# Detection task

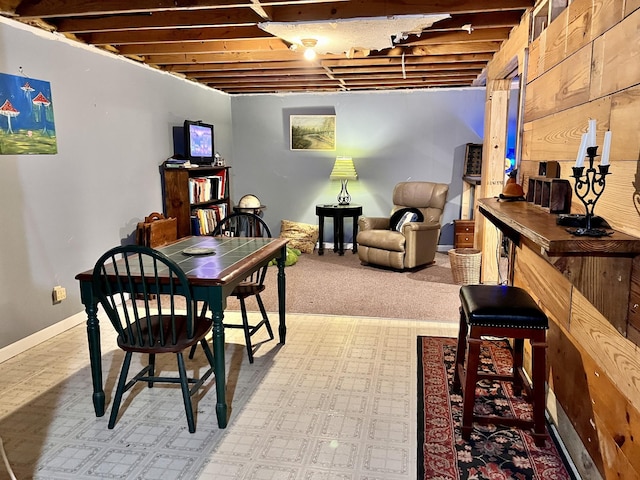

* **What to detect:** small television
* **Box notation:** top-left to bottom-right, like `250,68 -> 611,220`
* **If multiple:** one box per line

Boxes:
183,120 -> 214,164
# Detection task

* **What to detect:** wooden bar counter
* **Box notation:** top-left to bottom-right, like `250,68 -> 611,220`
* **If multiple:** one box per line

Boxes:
478,197 -> 640,479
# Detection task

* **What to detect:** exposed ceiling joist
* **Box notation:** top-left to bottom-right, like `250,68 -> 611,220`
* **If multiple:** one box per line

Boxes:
2,1 -> 533,94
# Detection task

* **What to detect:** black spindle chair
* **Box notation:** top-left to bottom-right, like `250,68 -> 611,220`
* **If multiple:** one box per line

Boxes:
191,212 -> 274,363
92,245 -> 215,433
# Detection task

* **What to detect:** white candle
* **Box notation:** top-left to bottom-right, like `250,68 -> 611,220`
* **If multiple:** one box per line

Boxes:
601,130 -> 612,166
575,133 -> 588,168
587,119 -> 597,148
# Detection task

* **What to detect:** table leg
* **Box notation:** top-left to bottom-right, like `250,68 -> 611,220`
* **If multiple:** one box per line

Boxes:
352,214 -> 359,253
333,218 -> 339,253
210,307 -> 228,428
86,305 -> 105,416
277,244 -> 287,343
338,215 -> 345,255
318,215 -> 325,255
80,282 -> 105,417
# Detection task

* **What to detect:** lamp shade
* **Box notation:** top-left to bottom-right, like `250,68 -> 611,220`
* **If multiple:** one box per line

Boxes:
329,156 -> 357,180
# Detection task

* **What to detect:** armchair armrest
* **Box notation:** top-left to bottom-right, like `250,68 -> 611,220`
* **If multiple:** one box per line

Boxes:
358,216 -> 390,231
401,221 -> 441,233
403,221 -> 442,268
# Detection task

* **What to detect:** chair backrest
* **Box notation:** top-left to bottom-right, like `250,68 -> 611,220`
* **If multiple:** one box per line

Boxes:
391,181 -> 449,224
92,244 -> 196,349
213,212 -> 272,238
213,212 -> 272,285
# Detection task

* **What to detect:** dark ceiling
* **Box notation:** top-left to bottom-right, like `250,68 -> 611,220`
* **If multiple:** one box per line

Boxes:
1,1 -> 533,94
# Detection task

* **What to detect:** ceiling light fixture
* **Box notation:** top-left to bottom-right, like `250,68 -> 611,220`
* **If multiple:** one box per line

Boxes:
301,38 -> 318,60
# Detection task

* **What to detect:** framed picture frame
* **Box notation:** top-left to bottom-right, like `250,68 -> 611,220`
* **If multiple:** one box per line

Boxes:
290,114 -> 336,151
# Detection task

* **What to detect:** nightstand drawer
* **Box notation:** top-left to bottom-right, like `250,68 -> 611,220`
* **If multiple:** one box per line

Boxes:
454,220 -> 475,234
455,233 -> 474,248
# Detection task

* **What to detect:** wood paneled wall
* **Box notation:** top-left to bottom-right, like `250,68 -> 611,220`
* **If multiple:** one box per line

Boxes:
481,1 -> 640,478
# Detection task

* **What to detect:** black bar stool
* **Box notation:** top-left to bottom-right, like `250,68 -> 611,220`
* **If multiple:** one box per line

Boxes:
452,284 -> 549,447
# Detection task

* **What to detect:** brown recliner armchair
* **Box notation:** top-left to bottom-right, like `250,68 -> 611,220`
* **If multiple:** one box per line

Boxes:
356,181 -> 449,270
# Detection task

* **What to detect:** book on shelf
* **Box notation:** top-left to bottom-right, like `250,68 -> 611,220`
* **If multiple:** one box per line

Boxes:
191,205 -> 227,235
188,173 -> 226,204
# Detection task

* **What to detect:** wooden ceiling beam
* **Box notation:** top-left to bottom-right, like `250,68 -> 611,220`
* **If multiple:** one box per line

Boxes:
410,41 -> 503,55
187,62 -> 485,78
345,77 -> 475,86
117,38 -> 290,55
426,11 -> 525,30
191,68 -> 328,78
13,0 -> 345,18
144,42 -> 498,65
53,9 -> 262,33
266,0 -> 532,22
329,63 -> 486,74
80,25 -> 271,46
165,60 -> 315,72
145,49 -> 320,65
337,72 -> 479,80
321,53 -> 494,66
404,27 -> 512,45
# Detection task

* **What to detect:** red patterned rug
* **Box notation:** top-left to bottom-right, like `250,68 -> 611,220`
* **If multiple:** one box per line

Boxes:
417,336 -> 575,479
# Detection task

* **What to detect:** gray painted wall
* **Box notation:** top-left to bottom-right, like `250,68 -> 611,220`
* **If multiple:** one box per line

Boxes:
0,16 -> 485,351
229,90 -> 485,244
0,18 -> 232,349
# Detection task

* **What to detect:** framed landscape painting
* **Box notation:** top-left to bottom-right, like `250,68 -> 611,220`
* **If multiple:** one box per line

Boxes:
290,114 -> 336,151
0,72 -> 57,155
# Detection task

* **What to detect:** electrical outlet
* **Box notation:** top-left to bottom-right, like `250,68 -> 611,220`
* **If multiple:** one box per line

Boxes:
52,285 -> 66,304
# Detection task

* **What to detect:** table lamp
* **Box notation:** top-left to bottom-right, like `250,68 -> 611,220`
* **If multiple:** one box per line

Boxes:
329,156 -> 357,205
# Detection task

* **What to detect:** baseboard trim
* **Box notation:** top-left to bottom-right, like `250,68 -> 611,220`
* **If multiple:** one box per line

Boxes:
318,243 -> 454,253
0,312 -> 87,364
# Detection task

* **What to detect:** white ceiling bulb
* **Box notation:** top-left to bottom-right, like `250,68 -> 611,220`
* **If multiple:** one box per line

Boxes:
301,38 -> 318,60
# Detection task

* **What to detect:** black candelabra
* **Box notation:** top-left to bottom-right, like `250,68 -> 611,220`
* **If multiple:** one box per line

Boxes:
568,146 -> 612,237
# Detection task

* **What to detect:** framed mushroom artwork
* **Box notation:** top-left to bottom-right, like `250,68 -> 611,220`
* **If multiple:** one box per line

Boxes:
290,115 -> 336,151
0,72 -> 57,154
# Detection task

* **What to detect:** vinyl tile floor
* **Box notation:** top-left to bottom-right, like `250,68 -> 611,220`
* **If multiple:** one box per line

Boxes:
0,312 -> 458,479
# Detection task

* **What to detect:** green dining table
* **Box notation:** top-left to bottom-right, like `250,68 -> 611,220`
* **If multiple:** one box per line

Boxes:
76,235 -> 288,428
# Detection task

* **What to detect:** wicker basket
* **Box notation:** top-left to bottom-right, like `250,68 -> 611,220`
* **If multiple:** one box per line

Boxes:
448,248 -> 482,285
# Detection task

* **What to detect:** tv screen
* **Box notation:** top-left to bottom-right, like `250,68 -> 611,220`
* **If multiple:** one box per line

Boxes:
184,120 -> 214,163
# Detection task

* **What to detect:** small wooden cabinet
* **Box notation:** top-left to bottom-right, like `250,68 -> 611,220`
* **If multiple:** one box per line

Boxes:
454,219 -> 475,248
160,164 -> 231,238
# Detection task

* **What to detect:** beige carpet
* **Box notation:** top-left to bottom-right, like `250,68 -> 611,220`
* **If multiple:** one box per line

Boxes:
229,251 -> 461,323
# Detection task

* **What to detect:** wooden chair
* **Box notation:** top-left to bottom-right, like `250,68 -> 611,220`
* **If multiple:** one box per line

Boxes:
452,284 -> 549,446
190,212 -> 274,363
92,245 -> 215,433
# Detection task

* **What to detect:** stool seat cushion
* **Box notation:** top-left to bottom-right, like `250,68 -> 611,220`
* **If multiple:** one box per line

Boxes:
460,285 -> 548,329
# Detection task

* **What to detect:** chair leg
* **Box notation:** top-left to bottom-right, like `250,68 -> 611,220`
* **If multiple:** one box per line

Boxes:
512,338 -> 524,396
239,298 -> 254,363
255,294 -> 274,340
189,302 -> 211,360
176,352 -> 196,433
200,337 -> 216,368
452,309 -> 468,393
148,353 -> 155,388
531,339 -> 548,446
109,351 -> 133,429
461,336 -> 482,440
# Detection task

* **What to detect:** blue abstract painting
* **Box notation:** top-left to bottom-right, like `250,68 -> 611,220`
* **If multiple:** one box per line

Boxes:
0,72 -> 57,154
